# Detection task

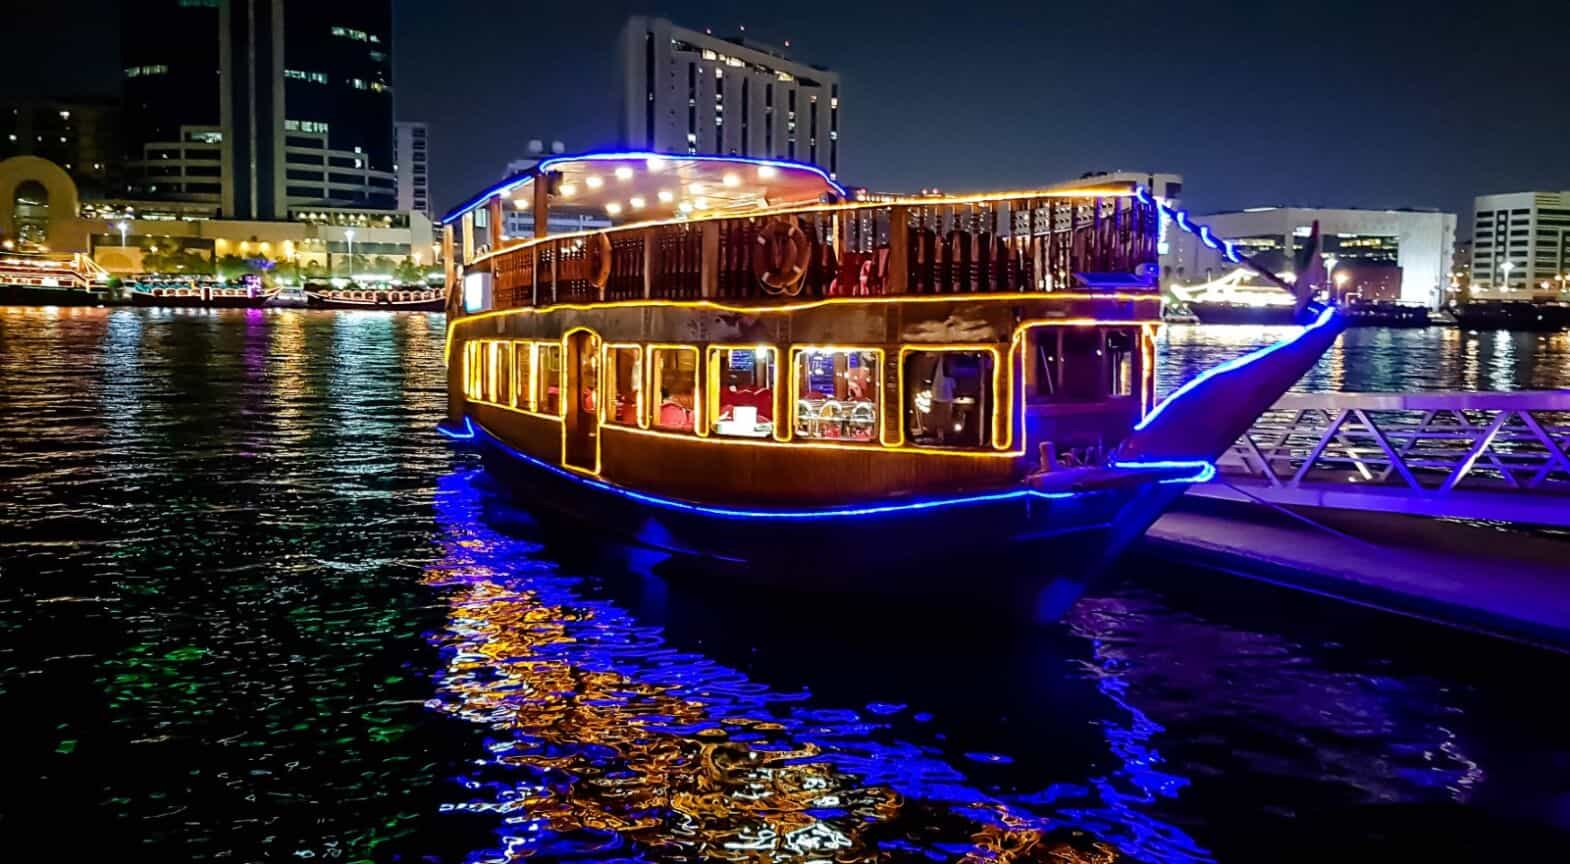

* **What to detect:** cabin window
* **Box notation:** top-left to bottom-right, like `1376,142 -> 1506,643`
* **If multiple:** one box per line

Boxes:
513,341 -> 535,410
537,343 -> 563,415
710,346 -> 776,438
1033,327 -> 1138,403
603,345 -> 643,427
464,341 -> 482,400
903,350 -> 994,448
792,348 -> 881,443
651,346 -> 698,433
485,341 -> 511,404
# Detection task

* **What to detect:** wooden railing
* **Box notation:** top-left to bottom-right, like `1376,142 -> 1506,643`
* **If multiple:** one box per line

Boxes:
484,193 -> 1158,309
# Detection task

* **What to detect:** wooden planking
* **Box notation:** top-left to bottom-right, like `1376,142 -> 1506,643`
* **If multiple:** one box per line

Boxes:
598,426 -> 1021,507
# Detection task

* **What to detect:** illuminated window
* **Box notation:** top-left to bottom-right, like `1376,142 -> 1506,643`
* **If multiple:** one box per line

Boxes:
709,347 -> 776,438
537,343 -> 563,415
792,349 -> 880,442
903,350 -> 994,448
464,342 -> 482,399
513,342 -> 535,410
603,345 -> 643,426
485,341 -> 511,404
650,346 -> 698,433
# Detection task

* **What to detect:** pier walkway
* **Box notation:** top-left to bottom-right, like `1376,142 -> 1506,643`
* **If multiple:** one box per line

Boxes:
1144,390 -> 1570,651
1189,391 -> 1570,526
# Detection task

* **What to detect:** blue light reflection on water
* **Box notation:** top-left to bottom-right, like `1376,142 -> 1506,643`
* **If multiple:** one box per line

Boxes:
422,469 -> 1214,863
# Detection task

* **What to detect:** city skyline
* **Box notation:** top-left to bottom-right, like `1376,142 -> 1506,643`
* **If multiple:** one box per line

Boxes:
11,0 -> 1570,225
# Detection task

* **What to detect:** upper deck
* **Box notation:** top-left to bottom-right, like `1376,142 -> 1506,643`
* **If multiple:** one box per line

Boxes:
441,153 -> 1162,313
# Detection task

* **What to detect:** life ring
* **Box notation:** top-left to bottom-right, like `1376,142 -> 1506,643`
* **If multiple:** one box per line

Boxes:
751,218 -> 812,294
587,232 -> 613,288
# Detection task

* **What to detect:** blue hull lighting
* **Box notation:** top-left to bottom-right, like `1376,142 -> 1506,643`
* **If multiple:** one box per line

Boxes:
437,421 -> 1213,522
1134,305 -> 1338,434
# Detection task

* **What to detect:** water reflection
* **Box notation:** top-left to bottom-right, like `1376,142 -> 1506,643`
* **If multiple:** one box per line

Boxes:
424,470 -> 1142,862
4,309 -> 1570,862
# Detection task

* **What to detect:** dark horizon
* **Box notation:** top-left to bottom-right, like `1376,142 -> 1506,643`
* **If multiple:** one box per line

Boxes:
12,0 -> 1570,225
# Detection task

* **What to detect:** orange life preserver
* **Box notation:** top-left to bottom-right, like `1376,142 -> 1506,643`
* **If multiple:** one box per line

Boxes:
587,232 -> 613,289
751,218 -> 812,294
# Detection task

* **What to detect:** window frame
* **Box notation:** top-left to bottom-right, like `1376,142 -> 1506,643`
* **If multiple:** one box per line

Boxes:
511,340 -> 536,412
705,344 -> 782,441
787,345 -> 887,446
535,341 -> 565,417
896,345 -> 1004,450
647,343 -> 702,435
600,342 -> 647,428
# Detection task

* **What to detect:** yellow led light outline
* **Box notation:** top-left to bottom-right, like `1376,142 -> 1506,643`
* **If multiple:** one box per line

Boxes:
787,345 -> 887,448
559,326 -> 602,477
599,342 -> 646,430
443,292 -> 1161,363
704,344 -> 781,442
600,423 -> 1022,459
892,344 -> 1009,451
470,183 -> 1140,265
645,343 -> 702,436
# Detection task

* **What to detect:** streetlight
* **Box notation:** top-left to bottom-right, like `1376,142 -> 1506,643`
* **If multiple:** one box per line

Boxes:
1500,260 -> 1515,293
116,220 -> 129,247
344,228 -> 356,279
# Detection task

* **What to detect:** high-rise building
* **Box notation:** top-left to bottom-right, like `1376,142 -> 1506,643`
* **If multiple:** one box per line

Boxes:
121,0 -> 396,219
1469,191 -> 1570,300
618,17 -> 841,178
0,97 -> 120,198
395,121 -> 431,219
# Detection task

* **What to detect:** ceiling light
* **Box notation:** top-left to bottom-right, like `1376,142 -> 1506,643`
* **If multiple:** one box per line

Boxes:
688,182 -> 705,194
614,166 -> 634,181
585,175 -> 604,189
605,202 -> 622,215
693,197 -> 709,210
722,173 -> 740,187
657,189 -> 675,203
560,183 -> 577,198
757,165 -> 778,179
629,196 -> 646,210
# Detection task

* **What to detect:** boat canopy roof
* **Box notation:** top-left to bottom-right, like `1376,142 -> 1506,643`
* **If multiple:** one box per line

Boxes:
442,152 -> 848,228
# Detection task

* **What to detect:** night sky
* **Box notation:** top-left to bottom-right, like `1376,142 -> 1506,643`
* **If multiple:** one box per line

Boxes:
13,0 -> 1570,225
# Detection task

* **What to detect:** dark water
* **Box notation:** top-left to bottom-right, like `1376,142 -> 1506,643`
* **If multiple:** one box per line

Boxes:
3,307 -> 1569,861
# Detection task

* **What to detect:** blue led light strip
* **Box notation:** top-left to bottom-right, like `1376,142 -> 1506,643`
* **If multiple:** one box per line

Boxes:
1134,185 -> 1244,264
436,417 -> 477,440
442,151 -> 848,225
434,420 -> 1214,519
1110,460 -> 1217,484
1133,305 -> 1339,433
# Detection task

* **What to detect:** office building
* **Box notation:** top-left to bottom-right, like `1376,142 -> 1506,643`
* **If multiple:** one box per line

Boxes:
618,17 -> 840,177
121,0 -> 396,219
1166,206 -> 1456,307
1469,191 -> 1570,300
1,97 -> 120,199
395,122 -> 431,220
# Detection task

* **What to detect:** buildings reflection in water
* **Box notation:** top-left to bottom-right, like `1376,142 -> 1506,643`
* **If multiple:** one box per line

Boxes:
422,470 -> 1162,863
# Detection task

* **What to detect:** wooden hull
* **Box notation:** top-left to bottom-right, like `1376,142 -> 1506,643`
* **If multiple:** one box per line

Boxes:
468,417 -> 1182,615
130,291 -> 267,309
